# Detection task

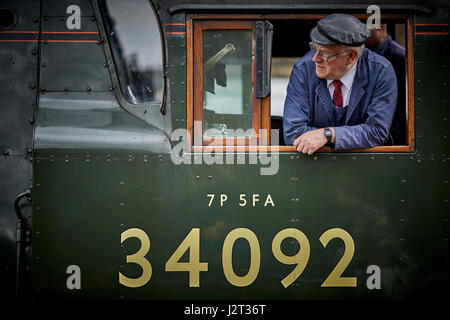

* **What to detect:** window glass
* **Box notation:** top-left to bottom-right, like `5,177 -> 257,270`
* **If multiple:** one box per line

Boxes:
98,0 -> 163,105
202,30 -> 253,138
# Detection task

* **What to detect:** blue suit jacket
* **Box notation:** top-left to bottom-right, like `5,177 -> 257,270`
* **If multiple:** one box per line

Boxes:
283,48 -> 398,150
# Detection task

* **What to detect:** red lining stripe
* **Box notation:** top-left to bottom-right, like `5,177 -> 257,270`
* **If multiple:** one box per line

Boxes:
0,31 -> 39,33
0,39 -> 38,42
44,40 -> 98,43
415,24 -> 448,26
0,39 -> 98,43
0,31 -> 99,33
43,31 -> 99,34
416,32 -> 449,35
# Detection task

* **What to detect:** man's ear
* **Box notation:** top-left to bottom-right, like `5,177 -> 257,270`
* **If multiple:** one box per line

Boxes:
347,50 -> 359,65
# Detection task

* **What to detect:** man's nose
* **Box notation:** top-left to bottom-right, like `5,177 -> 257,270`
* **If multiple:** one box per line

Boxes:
312,51 -> 322,63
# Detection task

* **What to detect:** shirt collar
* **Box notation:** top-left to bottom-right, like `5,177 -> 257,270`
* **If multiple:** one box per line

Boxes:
327,61 -> 358,90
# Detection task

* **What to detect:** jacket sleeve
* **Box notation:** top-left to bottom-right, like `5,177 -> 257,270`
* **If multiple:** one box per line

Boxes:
283,62 -> 318,146
334,64 -> 398,150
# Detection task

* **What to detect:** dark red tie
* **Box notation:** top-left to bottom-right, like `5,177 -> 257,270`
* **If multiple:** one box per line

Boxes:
333,80 -> 343,108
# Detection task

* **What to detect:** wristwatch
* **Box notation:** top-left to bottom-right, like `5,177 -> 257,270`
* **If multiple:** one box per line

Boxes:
324,127 -> 332,146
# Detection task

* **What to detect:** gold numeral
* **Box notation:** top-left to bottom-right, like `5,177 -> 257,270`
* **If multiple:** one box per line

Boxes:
165,228 -> 208,287
272,228 -> 310,288
119,228 -> 152,288
222,228 -> 260,287
319,228 -> 357,287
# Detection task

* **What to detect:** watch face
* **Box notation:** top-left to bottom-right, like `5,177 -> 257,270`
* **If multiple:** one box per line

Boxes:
324,128 -> 332,142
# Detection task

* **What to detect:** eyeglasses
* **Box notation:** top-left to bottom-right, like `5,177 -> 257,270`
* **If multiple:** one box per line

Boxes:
309,41 -> 352,62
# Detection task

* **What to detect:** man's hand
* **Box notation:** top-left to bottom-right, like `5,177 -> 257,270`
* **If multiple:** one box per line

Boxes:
293,128 -> 333,155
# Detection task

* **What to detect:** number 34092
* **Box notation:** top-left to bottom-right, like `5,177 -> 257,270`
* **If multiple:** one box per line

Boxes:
119,228 -> 356,288
119,227 -> 359,289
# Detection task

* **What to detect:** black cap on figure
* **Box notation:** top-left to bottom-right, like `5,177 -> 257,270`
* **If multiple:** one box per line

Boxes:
310,13 -> 371,46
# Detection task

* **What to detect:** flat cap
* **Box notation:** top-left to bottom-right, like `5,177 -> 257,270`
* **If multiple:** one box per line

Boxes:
310,13 -> 370,46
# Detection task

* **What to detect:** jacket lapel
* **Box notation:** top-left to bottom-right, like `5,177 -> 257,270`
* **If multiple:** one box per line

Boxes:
345,51 -> 368,124
316,78 -> 335,125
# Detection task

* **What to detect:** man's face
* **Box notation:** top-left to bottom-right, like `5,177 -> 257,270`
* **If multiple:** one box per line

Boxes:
311,44 -> 354,80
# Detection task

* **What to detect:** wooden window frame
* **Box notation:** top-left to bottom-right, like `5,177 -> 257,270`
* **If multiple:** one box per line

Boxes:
187,19 -> 271,152
186,14 -> 414,153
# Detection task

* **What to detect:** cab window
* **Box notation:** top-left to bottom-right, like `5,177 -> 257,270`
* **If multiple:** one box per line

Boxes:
98,0 -> 164,105
188,20 -> 272,151
186,14 -> 414,152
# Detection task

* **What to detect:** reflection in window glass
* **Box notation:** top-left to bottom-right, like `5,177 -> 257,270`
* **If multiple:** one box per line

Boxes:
202,30 -> 253,138
99,0 -> 163,104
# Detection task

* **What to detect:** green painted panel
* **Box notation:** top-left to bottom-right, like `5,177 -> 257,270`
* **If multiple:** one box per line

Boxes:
40,17 -> 111,92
